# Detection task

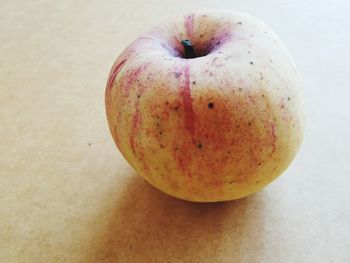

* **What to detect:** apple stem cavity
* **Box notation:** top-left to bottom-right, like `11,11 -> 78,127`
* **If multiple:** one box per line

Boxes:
181,39 -> 196,59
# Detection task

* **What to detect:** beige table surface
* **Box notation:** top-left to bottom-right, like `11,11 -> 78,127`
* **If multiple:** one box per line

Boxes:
1,0 -> 349,262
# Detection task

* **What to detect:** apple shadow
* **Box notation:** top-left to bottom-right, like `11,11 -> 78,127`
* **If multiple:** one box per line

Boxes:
84,173 -> 266,263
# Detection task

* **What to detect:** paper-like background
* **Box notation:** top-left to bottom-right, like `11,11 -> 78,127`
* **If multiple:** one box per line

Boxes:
1,0 -> 349,262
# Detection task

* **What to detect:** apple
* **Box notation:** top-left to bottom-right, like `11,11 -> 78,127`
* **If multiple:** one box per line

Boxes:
105,10 -> 304,202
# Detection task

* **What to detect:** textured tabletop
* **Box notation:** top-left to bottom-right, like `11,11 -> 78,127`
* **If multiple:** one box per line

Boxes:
1,0 -> 349,262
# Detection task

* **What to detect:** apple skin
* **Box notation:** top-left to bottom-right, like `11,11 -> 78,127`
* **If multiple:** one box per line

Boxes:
105,10 -> 304,202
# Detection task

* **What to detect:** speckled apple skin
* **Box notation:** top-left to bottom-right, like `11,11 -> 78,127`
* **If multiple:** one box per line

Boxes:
105,10 -> 304,202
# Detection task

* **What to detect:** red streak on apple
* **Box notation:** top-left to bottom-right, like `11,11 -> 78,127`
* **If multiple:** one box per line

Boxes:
128,63 -> 153,171
185,14 -> 195,37
180,63 -> 195,136
178,155 -> 192,179
107,58 -> 127,91
123,62 -> 151,96
172,62 -> 196,179
113,126 -> 120,145
124,67 -> 142,95
130,104 -> 150,172
130,108 -> 141,155
271,122 -> 277,154
129,83 -> 150,172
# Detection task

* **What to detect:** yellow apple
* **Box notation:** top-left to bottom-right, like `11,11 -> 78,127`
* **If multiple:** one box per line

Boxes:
105,10 -> 304,202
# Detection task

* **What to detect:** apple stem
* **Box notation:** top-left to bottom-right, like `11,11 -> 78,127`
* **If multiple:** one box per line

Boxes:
181,39 -> 196,59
